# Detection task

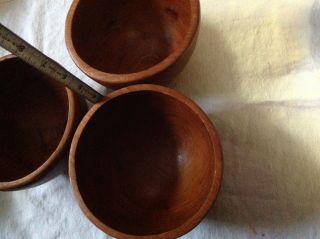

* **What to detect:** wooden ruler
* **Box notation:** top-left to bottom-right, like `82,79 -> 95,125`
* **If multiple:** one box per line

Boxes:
0,23 -> 104,103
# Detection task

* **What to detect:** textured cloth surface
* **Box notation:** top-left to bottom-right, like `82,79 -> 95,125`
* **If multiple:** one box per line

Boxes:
1,0 -> 320,238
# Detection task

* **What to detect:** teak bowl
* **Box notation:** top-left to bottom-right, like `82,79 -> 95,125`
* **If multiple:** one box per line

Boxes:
69,84 -> 222,239
65,0 -> 200,88
0,55 -> 86,190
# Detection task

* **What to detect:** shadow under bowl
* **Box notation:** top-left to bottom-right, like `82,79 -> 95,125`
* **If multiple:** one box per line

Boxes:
65,0 -> 200,88
69,84 -> 222,239
0,55 -> 86,190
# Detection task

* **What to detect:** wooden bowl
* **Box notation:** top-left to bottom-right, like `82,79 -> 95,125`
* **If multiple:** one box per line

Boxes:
65,0 -> 200,88
0,55 -> 87,190
69,84 -> 222,239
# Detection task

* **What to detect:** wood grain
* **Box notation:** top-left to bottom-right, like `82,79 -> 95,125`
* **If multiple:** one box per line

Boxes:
0,55 -> 87,190
65,0 -> 200,88
69,84 -> 222,239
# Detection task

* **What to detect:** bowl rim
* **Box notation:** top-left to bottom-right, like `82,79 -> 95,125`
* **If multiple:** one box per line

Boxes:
69,84 -> 223,239
65,0 -> 200,87
0,54 -> 78,190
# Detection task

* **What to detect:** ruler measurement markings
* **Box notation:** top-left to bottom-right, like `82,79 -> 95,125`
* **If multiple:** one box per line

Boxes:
0,23 -> 103,103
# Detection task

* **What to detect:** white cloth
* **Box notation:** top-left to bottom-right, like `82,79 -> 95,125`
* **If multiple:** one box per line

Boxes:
1,0 -> 320,238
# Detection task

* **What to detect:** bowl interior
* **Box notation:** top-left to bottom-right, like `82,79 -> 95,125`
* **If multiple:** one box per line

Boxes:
75,90 -> 215,236
71,0 -> 192,74
0,57 -> 68,182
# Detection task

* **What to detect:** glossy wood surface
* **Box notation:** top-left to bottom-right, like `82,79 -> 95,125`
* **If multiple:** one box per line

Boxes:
0,55 -> 86,190
69,84 -> 222,239
65,0 -> 200,88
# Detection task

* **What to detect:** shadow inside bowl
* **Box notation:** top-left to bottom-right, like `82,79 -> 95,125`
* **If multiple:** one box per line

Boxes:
71,0 -> 192,74
74,90 -> 216,236
0,57 -> 68,183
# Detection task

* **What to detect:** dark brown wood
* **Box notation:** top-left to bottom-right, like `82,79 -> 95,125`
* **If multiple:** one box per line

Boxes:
65,0 -> 200,88
0,55 -> 87,190
69,84 -> 222,239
